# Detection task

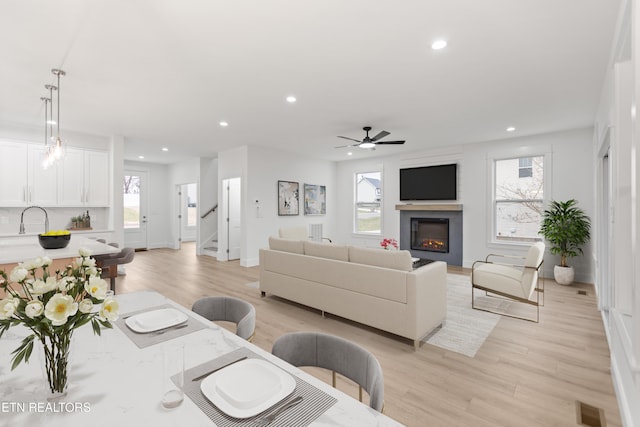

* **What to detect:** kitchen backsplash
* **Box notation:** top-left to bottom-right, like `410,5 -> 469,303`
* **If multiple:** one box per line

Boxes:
0,207 -> 109,235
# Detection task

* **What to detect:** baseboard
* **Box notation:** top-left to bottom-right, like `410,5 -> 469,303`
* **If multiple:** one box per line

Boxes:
610,351 -> 637,427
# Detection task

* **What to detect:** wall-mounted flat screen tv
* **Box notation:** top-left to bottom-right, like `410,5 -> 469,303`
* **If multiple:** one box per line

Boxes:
399,163 -> 457,201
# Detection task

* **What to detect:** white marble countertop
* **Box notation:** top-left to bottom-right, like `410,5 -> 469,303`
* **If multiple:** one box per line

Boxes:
0,291 -> 403,427
0,235 -> 120,264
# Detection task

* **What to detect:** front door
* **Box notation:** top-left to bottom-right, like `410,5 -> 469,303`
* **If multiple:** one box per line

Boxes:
124,170 -> 148,250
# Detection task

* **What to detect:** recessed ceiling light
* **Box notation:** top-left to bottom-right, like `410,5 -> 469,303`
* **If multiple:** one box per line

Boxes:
347,152 -> 353,156
506,126 -> 516,132
431,40 -> 447,50
162,147 -> 168,152
138,156 -> 144,159
286,95 -> 297,103
219,121 -> 228,127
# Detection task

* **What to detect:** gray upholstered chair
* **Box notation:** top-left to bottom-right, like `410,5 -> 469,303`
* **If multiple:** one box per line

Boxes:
271,331 -> 384,412
94,244 -> 134,294
191,296 -> 256,341
471,241 -> 545,322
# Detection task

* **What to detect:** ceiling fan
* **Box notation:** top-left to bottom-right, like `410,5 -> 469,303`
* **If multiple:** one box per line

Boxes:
336,126 -> 405,149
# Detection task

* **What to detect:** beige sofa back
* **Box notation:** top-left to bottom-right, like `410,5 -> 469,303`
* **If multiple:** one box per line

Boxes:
269,237 -> 412,271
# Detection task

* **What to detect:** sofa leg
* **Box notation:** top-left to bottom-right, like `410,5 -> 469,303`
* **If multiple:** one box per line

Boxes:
260,291 -> 265,297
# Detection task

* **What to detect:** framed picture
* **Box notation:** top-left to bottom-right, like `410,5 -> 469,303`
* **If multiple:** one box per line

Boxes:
304,183 -> 326,215
277,180 -> 299,215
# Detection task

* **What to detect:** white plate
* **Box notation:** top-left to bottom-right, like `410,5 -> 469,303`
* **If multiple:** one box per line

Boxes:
200,358 -> 296,418
125,308 -> 188,333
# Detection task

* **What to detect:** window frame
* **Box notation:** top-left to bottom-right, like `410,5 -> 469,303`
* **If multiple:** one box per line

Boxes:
489,150 -> 552,247
353,170 -> 383,236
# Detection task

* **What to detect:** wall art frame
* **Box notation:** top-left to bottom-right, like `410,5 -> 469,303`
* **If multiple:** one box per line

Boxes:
277,180 -> 299,216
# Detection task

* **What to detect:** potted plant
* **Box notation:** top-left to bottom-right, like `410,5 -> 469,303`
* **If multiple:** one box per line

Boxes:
539,199 -> 591,285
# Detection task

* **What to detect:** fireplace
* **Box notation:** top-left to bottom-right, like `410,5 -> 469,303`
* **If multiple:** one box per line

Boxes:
410,218 -> 449,253
398,205 -> 462,266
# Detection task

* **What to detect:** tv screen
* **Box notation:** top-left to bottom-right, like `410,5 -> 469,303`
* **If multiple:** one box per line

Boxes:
400,164 -> 457,201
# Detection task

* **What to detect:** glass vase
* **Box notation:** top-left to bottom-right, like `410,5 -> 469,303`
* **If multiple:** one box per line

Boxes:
37,332 -> 74,400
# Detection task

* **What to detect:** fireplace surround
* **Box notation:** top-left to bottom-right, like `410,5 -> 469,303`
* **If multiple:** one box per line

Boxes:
398,204 -> 463,266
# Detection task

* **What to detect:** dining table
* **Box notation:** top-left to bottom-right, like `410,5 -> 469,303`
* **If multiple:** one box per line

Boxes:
0,290 -> 405,427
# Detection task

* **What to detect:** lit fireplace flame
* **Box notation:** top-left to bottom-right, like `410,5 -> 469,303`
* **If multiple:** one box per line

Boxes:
421,239 -> 447,251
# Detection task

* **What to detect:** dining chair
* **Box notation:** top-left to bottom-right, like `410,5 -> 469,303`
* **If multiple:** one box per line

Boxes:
94,244 -> 134,294
191,296 -> 256,341
471,241 -> 545,322
271,331 -> 384,412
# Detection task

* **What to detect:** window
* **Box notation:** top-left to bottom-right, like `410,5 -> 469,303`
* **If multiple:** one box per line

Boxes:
123,175 -> 141,229
186,183 -> 197,227
355,171 -> 382,234
518,157 -> 533,178
494,156 -> 544,242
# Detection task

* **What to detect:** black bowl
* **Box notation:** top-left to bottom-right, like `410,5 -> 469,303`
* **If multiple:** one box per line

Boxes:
38,234 -> 71,249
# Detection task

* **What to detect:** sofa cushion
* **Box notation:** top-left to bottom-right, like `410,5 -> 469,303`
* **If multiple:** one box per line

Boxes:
303,241 -> 349,261
268,237 -> 304,254
349,246 -> 412,272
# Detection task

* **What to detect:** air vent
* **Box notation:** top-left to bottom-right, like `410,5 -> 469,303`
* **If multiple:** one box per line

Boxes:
577,290 -> 588,296
576,400 -> 606,426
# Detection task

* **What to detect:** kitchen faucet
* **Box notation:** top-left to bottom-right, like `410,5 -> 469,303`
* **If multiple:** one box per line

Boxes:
19,206 -> 49,234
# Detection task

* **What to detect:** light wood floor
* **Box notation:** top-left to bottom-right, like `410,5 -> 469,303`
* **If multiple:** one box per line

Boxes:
118,243 -> 622,427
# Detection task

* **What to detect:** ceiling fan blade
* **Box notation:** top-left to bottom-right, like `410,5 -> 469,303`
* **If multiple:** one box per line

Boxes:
374,140 -> 405,145
370,130 -> 390,142
335,143 -> 360,148
337,136 -> 362,143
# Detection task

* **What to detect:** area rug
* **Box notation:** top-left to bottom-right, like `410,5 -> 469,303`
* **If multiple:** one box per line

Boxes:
425,273 -> 510,358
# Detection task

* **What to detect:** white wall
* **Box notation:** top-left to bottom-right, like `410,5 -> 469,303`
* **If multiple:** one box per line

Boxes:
245,146 -> 337,266
592,1 -> 640,425
335,128 -> 595,282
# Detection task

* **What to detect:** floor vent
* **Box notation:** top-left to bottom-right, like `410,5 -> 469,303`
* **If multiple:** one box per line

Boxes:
576,400 -> 606,426
577,289 -> 588,296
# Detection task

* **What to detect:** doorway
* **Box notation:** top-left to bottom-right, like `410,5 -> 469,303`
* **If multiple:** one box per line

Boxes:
177,183 -> 198,247
222,177 -> 241,261
123,170 -> 148,250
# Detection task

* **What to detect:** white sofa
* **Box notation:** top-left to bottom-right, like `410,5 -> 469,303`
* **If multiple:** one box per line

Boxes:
259,237 -> 447,348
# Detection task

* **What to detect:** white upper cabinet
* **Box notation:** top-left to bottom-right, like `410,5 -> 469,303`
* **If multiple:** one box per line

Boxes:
0,141 -> 29,206
28,145 -> 58,206
0,142 -> 110,207
57,147 -> 109,207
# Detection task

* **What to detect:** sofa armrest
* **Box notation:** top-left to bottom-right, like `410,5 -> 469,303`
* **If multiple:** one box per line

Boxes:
406,261 -> 447,338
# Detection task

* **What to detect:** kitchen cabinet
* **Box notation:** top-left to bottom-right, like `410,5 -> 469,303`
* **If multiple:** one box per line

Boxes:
0,141 -> 28,206
57,147 -> 109,206
28,145 -> 58,205
0,141 -> 57,206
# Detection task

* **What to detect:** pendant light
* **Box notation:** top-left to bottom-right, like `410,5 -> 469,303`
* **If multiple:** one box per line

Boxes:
51,69 -> 65,160
41,69 -> 65,168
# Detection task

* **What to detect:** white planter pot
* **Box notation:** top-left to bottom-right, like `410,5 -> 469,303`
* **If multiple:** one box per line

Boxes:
554,265 -> 575,285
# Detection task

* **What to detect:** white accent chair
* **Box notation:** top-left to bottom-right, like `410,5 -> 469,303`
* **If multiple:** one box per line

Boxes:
278,226 -> 332,242
471,242 -> 545,322
278,226 -> 308,240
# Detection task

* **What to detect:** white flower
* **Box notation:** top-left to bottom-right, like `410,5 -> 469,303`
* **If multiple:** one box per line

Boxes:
29,277 -> 59,295
0,298 -> 19,320
44,294 -> 78,326
99,297 -> 119,322
78,247 -> 92,258
76,256 -> 96,268
78,299 -> 93,314
85,277 -> 108,300
58,277 -> 75,292
40,256 -> 52,267
25,300 -> 44,318
9,266 -> 28,283
85,266 -> 98,277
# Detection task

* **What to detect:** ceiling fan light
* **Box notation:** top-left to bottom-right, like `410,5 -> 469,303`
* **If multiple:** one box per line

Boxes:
360,142 -> 375,149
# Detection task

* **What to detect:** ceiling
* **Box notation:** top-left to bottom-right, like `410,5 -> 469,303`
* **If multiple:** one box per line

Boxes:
0,1 -> 621,164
